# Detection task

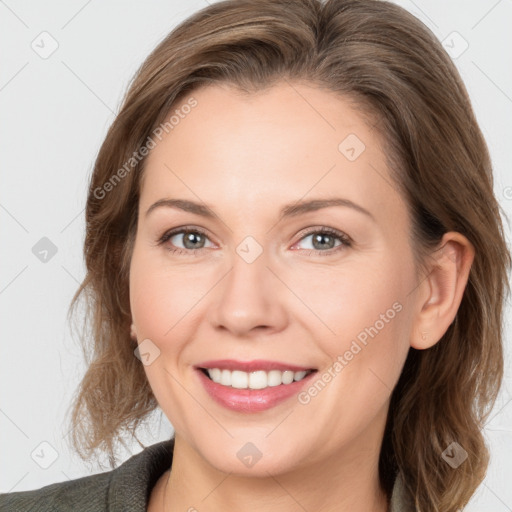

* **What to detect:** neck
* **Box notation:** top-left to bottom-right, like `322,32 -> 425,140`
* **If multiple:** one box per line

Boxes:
159,422 -> 390,512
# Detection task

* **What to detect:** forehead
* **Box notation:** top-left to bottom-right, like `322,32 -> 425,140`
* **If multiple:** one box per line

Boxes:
139,81 -> 405,226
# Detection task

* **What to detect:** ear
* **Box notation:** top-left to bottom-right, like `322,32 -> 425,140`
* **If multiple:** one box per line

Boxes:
130,322 -> 138,340
410,231 -> 475,350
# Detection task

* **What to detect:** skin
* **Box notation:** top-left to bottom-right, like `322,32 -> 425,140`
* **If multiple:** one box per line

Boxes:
128,81 -> 475,512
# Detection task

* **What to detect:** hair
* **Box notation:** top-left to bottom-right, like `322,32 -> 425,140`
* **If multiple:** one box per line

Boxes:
65,0 -> 511,510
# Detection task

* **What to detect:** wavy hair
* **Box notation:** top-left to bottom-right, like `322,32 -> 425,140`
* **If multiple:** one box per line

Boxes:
65,0 -> 511,510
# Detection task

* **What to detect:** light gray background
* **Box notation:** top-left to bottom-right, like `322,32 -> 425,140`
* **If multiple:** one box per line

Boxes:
1,0 -> 511,509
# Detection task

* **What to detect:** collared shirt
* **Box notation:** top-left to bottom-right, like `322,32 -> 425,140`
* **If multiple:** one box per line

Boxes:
0,438 -> 414,511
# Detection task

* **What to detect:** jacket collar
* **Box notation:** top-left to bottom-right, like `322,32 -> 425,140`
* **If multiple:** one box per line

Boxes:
108,438 -> 175,511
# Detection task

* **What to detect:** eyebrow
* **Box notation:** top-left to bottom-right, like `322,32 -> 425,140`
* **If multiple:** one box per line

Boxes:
145,197 -> 375,222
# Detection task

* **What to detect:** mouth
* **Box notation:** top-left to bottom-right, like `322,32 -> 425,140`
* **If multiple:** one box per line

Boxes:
197,367 -> 317,390
194,359 -> 319,412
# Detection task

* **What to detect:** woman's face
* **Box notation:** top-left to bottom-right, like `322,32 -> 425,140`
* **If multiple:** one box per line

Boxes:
129,81 -> 420,476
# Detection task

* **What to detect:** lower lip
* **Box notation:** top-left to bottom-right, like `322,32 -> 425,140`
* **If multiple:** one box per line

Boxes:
195,368 -> 316,413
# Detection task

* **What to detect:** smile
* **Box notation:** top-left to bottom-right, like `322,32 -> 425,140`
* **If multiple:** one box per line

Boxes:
200,368 -> 315,389
194,359 -> 318,412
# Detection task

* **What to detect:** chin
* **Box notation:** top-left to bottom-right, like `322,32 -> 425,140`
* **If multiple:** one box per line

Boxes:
193,435 -> 301,477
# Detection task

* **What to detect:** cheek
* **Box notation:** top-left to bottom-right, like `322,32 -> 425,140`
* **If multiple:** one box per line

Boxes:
129,246 -> 217,366
330,258 -> 412,395
298,255 -> 408,340
129,248 -> 204,432
285,257 -> 413,452
130,243 -> 190,332
298,253 -> 412,383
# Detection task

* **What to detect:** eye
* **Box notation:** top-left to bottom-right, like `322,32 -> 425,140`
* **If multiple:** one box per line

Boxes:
157,226 -> 215,255
157,225 -> 352,256
292,227 -> 352,255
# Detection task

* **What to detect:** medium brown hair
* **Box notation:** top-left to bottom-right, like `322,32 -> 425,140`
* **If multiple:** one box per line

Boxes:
66,0 -> 511,510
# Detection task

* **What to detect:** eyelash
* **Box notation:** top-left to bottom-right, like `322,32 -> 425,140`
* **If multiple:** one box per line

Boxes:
157,225 -> 352,256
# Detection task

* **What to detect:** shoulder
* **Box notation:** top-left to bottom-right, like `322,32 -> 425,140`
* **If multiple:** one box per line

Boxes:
389,471 -> 416,512
0,470 -> 112,512
0,438 -> 175,512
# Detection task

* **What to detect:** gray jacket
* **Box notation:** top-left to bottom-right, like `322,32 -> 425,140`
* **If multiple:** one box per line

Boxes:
0,439 -> 414,511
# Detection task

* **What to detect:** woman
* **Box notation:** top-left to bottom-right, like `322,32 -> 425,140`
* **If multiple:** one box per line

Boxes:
1,0 -> 510,511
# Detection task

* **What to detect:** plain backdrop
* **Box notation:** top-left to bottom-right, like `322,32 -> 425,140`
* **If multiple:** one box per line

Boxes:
1,0 -> 511,509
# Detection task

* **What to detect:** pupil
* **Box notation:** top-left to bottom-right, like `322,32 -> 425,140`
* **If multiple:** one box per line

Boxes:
313,233 -> 334,250
184,232 -> 204,249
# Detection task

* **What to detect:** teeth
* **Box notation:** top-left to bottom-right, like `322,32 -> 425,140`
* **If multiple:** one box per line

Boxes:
205,368 -> 311,389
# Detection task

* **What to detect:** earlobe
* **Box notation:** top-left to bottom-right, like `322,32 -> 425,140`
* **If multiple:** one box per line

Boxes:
130,322 -> 138,341
410,232 -> 475,350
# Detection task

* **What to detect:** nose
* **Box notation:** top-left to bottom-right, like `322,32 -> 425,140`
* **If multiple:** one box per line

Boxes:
208,246 -> 288,338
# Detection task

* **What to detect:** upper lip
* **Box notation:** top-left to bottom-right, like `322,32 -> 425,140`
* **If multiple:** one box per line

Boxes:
196,359 -> 316,372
